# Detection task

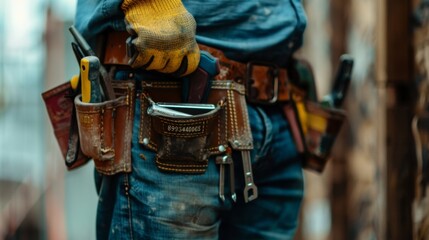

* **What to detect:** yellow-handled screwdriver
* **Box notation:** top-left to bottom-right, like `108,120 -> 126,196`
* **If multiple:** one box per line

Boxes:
80,56 -> 103,103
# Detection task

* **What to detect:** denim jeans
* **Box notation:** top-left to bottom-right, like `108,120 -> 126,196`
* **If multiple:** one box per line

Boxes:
94,77 -> 304,240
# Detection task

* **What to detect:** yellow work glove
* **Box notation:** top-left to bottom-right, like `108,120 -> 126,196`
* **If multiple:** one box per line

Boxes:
121,0 -> 200,76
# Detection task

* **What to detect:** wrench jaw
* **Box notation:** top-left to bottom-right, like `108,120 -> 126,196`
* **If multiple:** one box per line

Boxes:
243,184 -> 258,203
229,162 -> 237,203
231,193 -> 237,203
216,149 -> 258,203
219,194 -> 226,202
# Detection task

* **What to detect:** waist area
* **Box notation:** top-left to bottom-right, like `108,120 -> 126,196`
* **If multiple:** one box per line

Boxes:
101,31 -> 300,104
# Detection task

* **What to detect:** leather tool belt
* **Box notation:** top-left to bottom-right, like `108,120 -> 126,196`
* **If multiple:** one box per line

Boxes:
195,43 -> 347,173
198,44 -> 291,103
102,31 -> 343,174
42,30 -> 345,177
103,31 -> 291,104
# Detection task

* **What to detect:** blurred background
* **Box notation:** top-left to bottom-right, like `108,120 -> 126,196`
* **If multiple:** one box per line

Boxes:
0,0 -> 425,239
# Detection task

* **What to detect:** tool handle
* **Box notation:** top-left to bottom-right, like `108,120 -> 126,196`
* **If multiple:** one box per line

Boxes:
321,54 -> 354,108
71,42 -> 85,65
81,56 -> 102,103
199,51 -> 220,76
331,54 -> 354,107
69,26 -> 116,100
69,26 -> 96,56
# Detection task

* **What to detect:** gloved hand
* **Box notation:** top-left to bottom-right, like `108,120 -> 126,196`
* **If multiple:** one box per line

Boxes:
121,0 -> 200,76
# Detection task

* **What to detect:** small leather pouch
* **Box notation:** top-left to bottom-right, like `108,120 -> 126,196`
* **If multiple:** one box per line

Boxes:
146,97 -> 223,173
303,102 -> 346,172
74,81 -> 135,175
286,97 -> 346,172
139,80 -> 253,174
42,81 -> 91,170
283,57 -> 348,173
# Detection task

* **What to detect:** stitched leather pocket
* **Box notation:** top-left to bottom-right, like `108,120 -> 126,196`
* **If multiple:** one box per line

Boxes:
74,81 -> 135,175
139,80 -> 253,174
146,97 -> 223,173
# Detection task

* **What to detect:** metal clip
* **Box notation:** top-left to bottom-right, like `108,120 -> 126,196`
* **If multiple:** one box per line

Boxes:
216,154 -> 236,202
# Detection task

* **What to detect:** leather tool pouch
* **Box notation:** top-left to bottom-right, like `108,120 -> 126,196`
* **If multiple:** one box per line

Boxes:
285,58 -> 347,173
302,101 -> 346,172
147,98 -> 223,173
139,80 -> 253,174
74,81 -> 135,175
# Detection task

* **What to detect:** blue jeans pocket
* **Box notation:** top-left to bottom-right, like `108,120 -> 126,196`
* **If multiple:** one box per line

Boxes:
246,105 -> 271,166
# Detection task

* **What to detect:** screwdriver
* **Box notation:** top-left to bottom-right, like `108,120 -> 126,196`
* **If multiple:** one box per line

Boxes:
80,56 -> 103,103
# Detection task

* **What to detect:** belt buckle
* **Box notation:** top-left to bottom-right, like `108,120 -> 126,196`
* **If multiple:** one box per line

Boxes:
246,62 -> 279,104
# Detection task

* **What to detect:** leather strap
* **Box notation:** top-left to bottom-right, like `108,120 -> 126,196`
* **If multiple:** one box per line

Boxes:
102,31 -> 291,104
103,31 -> 130,66
197,44 -> 291,103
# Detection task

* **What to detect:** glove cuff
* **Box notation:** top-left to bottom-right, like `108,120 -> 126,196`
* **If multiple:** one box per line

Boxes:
122,0 -> 186,16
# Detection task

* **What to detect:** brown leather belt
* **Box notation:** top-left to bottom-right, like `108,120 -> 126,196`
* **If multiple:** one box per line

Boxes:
102,31 -> 291,103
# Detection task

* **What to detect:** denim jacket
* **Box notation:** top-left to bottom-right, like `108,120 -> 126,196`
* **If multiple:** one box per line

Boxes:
74,0 -> 307,67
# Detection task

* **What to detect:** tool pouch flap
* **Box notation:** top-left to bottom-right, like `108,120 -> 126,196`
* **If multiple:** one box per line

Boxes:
74,81 -> 135,175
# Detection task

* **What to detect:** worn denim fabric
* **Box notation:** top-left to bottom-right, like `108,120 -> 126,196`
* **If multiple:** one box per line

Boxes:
94,71 -> 304,239
74,0 -> 306,66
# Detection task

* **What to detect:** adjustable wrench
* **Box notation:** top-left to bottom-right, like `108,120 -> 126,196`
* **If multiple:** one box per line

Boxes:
241,151 -> 258,202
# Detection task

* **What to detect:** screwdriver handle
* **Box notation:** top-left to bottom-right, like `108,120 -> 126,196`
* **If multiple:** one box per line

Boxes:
81,56 -> 102,103
331,54 -> 354,107
321,54 -> 354,108
70,26 -> 116,100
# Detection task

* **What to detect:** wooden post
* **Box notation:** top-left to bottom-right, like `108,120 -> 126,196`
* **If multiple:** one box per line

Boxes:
328,0 -> 416,239
383,0 -> 416,239
328,1 -> 351,239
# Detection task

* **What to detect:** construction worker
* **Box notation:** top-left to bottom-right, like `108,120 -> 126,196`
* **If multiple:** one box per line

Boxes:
74,0 -> 307,239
